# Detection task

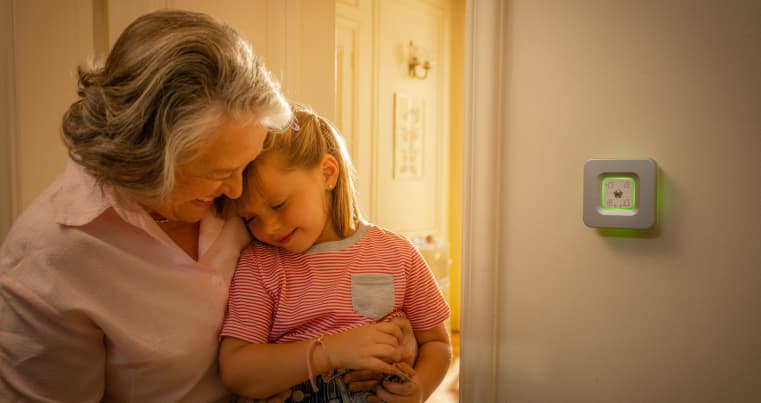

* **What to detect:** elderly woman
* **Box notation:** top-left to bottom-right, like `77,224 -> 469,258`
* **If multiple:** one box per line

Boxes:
0,10 -> 291,402
0,10 -> 415,402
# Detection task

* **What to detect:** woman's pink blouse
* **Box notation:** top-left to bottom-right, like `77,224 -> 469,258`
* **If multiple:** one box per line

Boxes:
0,161 -> 250,402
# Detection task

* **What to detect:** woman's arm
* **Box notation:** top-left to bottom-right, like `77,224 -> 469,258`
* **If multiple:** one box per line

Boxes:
0,273 -> 105,401
219,321 -> 406,399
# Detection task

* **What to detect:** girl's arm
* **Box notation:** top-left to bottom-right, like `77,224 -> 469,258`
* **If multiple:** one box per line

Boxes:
219,321 -> 406,399
374,322 -> 452,403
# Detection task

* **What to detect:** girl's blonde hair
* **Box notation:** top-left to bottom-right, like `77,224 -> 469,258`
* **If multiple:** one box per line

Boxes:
243,105 -> 361,238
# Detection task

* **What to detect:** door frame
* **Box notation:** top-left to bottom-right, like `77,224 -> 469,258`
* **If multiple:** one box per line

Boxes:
459,0 -> 506,401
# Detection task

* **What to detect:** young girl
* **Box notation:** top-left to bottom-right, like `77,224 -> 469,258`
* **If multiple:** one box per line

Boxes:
218,106 -> 452,402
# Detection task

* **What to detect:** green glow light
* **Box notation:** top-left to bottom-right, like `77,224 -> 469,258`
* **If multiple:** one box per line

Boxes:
601,176 -> 636,211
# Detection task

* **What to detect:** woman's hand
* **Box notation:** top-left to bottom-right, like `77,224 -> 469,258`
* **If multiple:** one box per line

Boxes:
342,369 -> 386,392
368,363 -> 422,403
390,317 -> 417,366
237,389 -> 291,403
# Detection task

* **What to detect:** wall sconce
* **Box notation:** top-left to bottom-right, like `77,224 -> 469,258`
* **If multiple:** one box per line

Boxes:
407,41 -> 432,80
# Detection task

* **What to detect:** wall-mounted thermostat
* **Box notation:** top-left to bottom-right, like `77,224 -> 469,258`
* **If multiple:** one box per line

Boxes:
583,158 -> 657,230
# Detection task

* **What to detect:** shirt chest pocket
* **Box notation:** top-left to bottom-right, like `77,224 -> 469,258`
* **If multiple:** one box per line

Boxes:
351,274 -> 395,321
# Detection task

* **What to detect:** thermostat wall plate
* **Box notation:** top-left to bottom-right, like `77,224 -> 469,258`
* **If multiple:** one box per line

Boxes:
583,158 -> 657,230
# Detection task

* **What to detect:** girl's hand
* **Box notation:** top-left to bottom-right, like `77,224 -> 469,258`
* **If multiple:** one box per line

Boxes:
325,322 -> 403,375
368,363 -> 422,403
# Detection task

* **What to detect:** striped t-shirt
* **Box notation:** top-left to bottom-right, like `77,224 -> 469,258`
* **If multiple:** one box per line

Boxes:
221,221 -> 450,344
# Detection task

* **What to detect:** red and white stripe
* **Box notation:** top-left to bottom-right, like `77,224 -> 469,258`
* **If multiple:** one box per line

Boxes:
221,224 -> 450,344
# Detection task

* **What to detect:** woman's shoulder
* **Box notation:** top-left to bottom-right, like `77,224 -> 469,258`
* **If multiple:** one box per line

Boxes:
2,185 -> 71,263
0,187 -> 118,308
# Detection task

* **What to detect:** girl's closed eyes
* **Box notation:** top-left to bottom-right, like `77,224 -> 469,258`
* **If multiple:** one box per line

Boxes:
243,200 -> 286,225
271,200 -> 287,210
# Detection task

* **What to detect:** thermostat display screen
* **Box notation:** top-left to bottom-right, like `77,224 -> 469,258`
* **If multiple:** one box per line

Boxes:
601,176 -> 636,210
584,158 -> 656,230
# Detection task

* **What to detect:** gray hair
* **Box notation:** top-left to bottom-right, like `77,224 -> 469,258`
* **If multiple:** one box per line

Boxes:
62,9 -> 291,203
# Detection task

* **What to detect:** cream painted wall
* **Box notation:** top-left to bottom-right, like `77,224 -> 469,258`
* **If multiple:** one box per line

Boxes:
496,0 -> 761,401
0,0 -> 15,240
374,0 -> 450,238
10,0 -> 94,217
335,0 -> 373,218
337,0 -> 452,239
